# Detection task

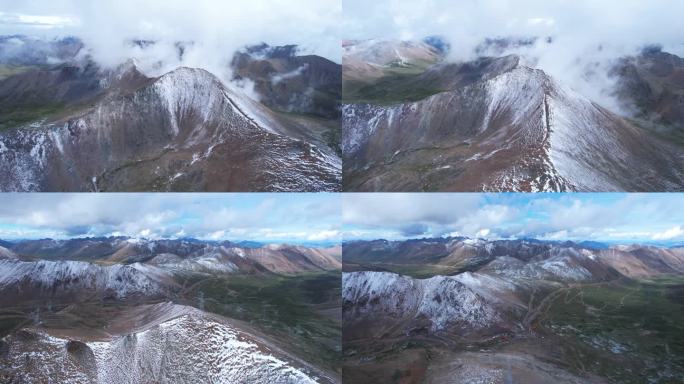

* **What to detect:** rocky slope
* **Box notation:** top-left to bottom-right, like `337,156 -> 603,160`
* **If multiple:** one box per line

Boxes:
0,37 -> 341,192
0,303 -> 329,383
343,238 -> 684,383
342,40 -> 684,192
342,238 -> 684,333
0,237 -> 343,383
0,237 -> 341,309
232,44 -> 342,120
0,259 -> 172,305
612,46 -> 684,130
342,39 -> 443,83
343,271 -> 513,339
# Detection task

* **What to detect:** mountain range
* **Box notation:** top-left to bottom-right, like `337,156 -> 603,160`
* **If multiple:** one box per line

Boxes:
0,237 -> 342,383
0,36 -> 341,191
343,237 -> 684,383
342,39 -> 684,191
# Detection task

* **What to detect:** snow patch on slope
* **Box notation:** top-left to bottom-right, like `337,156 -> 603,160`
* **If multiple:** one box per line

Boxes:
343,271 -> 500,332
89,314 -> 317,383
0,259 -> 166,298
1,309 -> 319,384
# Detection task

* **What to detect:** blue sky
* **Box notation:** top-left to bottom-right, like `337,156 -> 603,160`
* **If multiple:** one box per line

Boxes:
0,193 -> 340,244
343,193 -> 684,244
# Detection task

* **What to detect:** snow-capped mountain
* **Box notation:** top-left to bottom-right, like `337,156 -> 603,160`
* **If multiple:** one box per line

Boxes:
0,237 -> 342,383
0,259 -> 170,306
344,237 -> 684,280
0,37 -> 341,192
0,237 -> 341,308
4,237 -> 342,273
0,303 -> 329,383
343,238 -> 684,335
343,238 -> 684,383
343,271 -> 510,336
342,40 -> 684,191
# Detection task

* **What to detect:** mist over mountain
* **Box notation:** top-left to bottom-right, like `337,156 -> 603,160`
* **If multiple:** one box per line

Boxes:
342,0 -> 684,192
0,35 -> 342,191
342,38 -> 684,191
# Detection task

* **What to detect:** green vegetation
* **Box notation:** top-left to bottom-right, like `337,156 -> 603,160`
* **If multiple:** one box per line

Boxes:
268,109 -> 342,156
629,117 -> 684,148
0,65 -> 32,81
343,63 -> 444,105
0,65 -> 66,131
370,263 -> 461,279
0,103 -> 65,131
345,257 -> 484,278
184,272 -> 342,373
322,122 -> 341,156
0,315 -> 27,338
544,277 -> 684,383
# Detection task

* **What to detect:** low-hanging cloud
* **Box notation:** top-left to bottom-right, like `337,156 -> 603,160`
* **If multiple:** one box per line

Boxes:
0,0 -> 342,83
343,0 -> 684,113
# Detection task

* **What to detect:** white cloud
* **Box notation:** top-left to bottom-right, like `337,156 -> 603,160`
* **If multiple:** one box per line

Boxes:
527,18 -> 555,27
652,226 -> 684,241
0,12 -> 79,28
342,193 -> 482,227
0,194 -> 340,243
475,228 -> 490,238
343,194 -> 684,243
0,0 -> 342,81
207,230 -> 225,241
307,230 -> 341,241
343,0 -> 684,113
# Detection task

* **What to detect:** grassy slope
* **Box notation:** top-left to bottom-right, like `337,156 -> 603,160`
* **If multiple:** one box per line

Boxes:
544,277 -> 684,383
0,65 -> 63,131
342,273 -> 684,383
629,117 -> 684,149
0,65 -> 32,81
0,103 -> 65,131
346,262 -> 461,279
270,109 -> 342,156
343,61 -> 443,105
183,271 -> 342,374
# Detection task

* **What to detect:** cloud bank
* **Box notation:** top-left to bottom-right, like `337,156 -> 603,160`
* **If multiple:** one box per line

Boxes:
0,0 -> 342,81
343,193 -> 684,245
343,0 -> 684,113
0,193 -> 341,244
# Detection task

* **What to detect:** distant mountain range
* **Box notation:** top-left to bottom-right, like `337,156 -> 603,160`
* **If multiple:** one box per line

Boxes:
342,38 -> 684,191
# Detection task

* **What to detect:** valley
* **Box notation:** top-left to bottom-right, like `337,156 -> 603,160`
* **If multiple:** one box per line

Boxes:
342,238 -> 684,383
0,237 -> 342,383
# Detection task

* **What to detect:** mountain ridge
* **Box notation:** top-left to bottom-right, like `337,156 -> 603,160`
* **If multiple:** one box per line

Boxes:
342,39 -> 684,192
